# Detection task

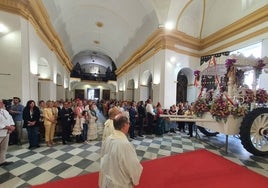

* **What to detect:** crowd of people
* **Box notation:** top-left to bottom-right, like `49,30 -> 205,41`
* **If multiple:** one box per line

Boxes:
2,97 -> 196,148
101,98 -> 196,139
1,97 -> 196,186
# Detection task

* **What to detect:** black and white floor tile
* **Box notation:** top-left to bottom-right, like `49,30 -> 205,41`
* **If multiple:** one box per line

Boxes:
1,125 -> 268,187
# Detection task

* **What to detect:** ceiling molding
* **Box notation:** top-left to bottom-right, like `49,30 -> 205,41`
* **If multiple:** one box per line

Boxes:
199,0 -> 206,39
116,5 -> 268,77
200,5 -> 268,48
116,28 -> 201,76
1,1 -> 267,78
203,26 -> 268,56
176,0 -> 193,29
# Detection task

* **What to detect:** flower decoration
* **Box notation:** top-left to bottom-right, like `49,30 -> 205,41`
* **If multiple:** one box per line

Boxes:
242,89 -> 255,104
255,59 -> 265,79
230,104 -> 248,118
194,70 -> 200,77
210,95 -> 230,121
256,88 -> 268,104
205,89 -> 214,103
193,98 -> 209,117
225,58 -> 236,69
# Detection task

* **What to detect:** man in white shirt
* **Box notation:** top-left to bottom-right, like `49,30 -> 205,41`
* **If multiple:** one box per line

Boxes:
0,100 -> 15,166
99,114 -> 143,188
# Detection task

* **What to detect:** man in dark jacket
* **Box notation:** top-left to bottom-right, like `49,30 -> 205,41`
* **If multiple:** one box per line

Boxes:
60,102 -> 74,144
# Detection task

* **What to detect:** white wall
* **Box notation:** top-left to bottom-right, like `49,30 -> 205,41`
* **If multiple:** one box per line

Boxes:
116,49 -> 200,108
0,13 -> 71,104
0,28 -> 21,100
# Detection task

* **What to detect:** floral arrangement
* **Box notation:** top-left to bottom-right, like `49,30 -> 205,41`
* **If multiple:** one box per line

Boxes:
255,59 -> 265,79
225,58 -> 236,69
255,88 -> 268,104
210,95 -> 230,121
194,70 -> 200,77
205,89 -> 214,103
242,89 -> 255,104
230,104 -> 248,117
193,98 -> 209,117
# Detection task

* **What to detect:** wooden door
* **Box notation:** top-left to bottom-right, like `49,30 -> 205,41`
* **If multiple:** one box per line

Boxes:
102,89 -> 110,100
75,89 -> 84,100
176,74 -> 188,103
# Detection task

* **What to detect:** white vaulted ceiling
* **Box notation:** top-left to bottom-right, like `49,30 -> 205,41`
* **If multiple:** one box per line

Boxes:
1,0 -> 267,71
41,0 -> 158,69
40,0 -> 268,69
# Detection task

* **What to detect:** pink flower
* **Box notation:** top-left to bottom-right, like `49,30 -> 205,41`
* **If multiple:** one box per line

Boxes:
225,59 -> 236,69
256,89 -> 268,104
194,70 -> 200,76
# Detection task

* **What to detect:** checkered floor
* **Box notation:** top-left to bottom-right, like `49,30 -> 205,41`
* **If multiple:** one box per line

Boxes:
1,124 -> 268,187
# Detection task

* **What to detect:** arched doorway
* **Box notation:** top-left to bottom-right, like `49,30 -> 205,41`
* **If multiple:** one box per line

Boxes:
37,57 -> 51,101
127,79 -> 135,101
176,71 -> 188,103
140,70 -> 152,101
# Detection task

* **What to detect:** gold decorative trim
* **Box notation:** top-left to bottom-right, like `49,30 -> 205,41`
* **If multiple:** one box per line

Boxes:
1,1 -> 267,78
176,0 -> 193,28
117,5 -> 268,77
200,5 -> 268,48
204,27 -> 268,55
116,28 -> 201,76
199,0 -> 206,39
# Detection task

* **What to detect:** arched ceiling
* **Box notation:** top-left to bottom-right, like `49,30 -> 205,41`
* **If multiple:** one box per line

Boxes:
1,0 -> 267,71
40,0 -> 267,70
41,0 -> 157,69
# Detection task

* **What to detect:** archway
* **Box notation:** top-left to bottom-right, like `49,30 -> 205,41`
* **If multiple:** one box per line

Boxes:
56,73 -> 64,100
37,57 -> 51,101
118,83 -> 124,101
140,70 -> 152,101
176,68 -> 195,104
38,57 -> 50,79
177,71 -> 188,103
126,79 -> 135,101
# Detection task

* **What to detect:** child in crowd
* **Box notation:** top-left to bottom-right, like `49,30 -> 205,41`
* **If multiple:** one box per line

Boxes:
81,110 -> 89,143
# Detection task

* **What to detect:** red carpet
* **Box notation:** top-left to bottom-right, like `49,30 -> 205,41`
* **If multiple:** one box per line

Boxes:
32,149 -> 268,188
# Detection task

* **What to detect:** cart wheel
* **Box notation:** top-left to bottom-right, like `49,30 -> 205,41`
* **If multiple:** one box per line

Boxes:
197,126 -> 219,136
240,108 -> 268,156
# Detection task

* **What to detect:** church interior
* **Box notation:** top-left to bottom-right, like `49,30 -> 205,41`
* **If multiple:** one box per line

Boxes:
1,0 -> 268,187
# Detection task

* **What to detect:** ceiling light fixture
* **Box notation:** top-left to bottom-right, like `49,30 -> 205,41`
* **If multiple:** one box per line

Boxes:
165,21 -> 174,30
92,21 -> 104,65
91,55 -> 95,62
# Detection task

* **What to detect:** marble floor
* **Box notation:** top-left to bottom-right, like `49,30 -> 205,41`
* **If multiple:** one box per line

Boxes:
1,124 -> 268,188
